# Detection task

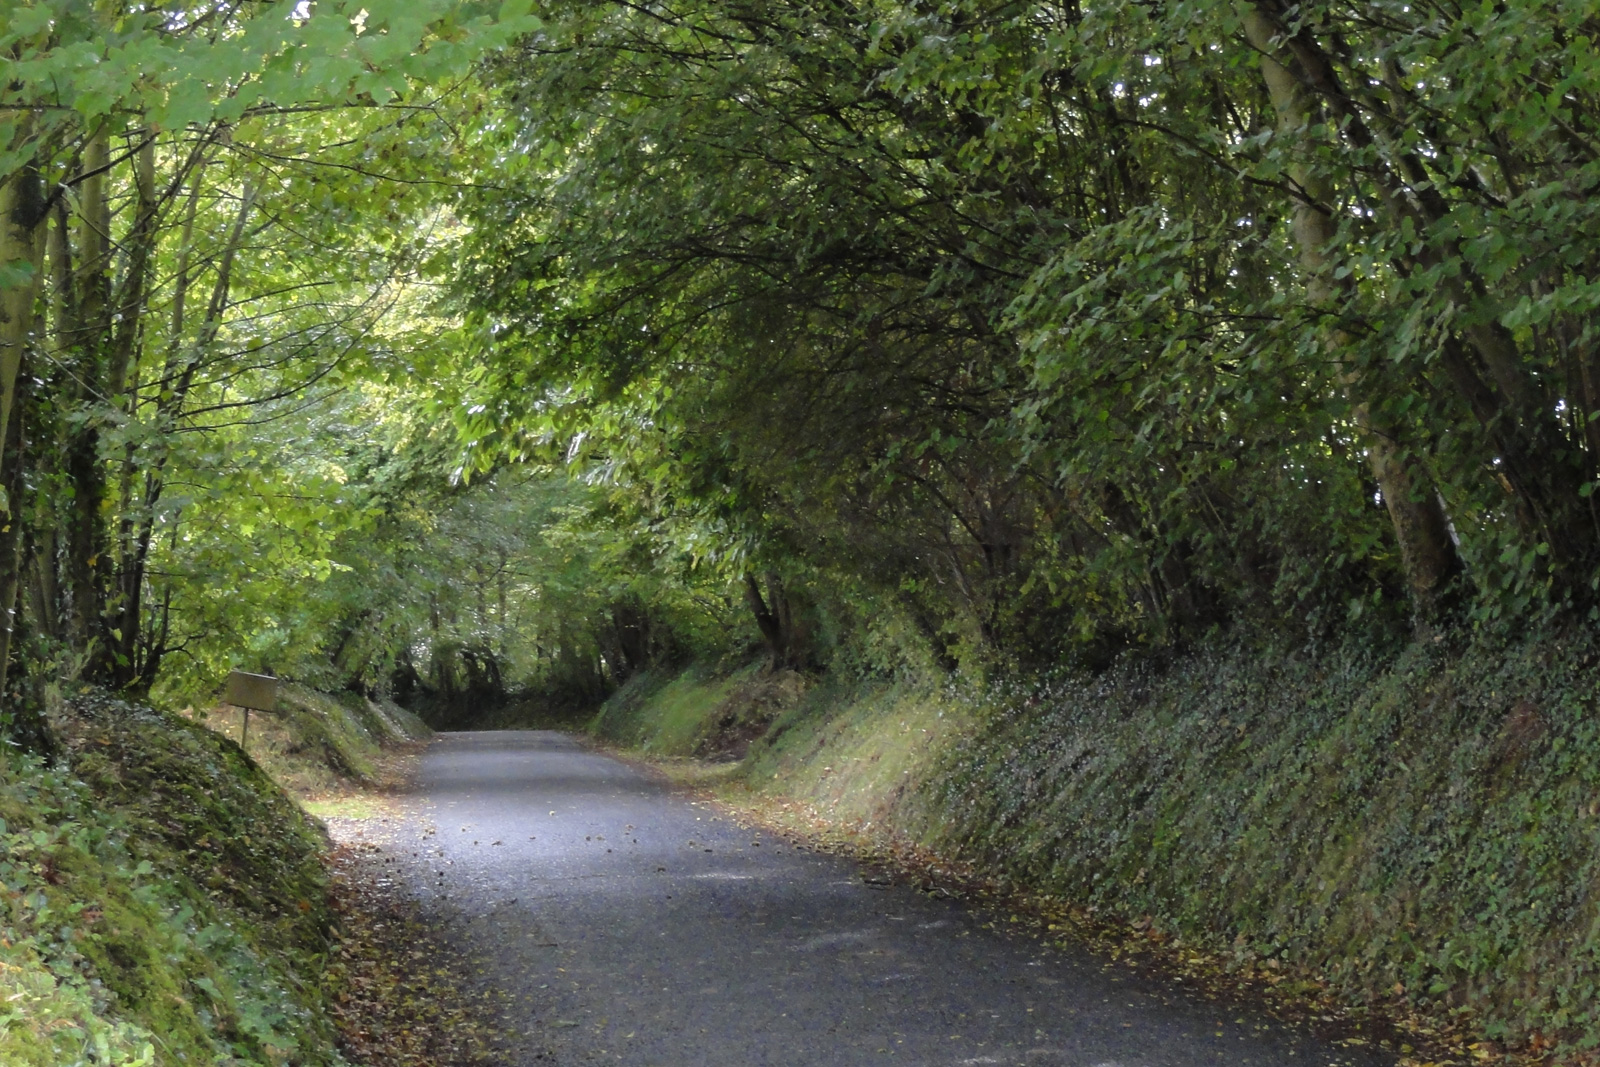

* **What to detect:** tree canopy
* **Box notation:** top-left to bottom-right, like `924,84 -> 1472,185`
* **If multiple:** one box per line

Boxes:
454,0 -> 1600,665
3,0 -> 1600,730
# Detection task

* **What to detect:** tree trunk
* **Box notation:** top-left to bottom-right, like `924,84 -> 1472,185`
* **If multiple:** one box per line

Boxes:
92,166 -> 253,687
1245,7 -> 1461,625
1248,0 -> 1592,586
62,131 -> 114,674
0,145 -> 47,512
0,368 -> 30,701
0,145 -> 47,740
106,134 -> 160,686
27,529 -> 60,643
744,571 -> 803,669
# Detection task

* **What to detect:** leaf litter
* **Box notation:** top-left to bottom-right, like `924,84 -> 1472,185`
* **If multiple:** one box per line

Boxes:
310,747 -> 523,1066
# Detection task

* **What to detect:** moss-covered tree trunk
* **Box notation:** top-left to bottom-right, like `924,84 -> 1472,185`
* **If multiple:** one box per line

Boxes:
61,130 -> 114,675
0,135 -> 49,731
0,149 -> 46,497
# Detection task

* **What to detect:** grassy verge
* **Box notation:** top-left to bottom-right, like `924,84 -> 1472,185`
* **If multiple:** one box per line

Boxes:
188,685 -> 431,799
590,629 -> 1600,1065
0,681 -> 443,1067
2,691 -> 347,1066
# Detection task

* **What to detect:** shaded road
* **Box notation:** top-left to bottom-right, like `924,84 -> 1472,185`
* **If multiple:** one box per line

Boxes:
387,731 -> 1393,1067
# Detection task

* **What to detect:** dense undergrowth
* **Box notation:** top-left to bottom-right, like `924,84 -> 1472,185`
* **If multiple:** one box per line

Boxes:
0,685 -> 428,1066
591,627 -> 1600,1059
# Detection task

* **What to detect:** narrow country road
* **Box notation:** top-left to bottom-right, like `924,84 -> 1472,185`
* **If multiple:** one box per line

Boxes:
386,731 -> 1393,1067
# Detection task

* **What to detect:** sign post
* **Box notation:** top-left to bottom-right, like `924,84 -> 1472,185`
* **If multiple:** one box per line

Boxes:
224,671 -> 279,754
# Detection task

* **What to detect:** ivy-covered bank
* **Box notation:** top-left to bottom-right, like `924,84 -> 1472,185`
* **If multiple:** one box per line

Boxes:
0,689 -> 420,1066
592,629 -> 1600,1058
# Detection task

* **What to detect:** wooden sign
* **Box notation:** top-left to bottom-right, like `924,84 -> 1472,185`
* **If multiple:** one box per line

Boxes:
224,671 -> 277,755
224,670 -> 278,711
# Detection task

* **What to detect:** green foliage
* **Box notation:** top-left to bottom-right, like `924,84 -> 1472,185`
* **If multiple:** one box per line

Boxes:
0,692 -> 350,1066
0,795 -> 159,1067
0,0 -> 545,729
132,354 -> 742,724
0,0 -> 537,153
1,0 -> 1595,715
447,0 -> 1600,675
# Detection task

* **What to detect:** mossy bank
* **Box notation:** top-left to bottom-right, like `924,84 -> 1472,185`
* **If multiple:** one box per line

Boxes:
0,686 -> 426,1066
591,629 -> 1600,1059
191,684 -> 430,801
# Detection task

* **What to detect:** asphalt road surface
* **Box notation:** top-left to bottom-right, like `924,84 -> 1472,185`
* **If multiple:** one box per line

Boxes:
386,730 -> 1394,1067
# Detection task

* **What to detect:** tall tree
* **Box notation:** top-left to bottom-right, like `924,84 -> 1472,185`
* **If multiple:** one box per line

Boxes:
0,0 -> 536,709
